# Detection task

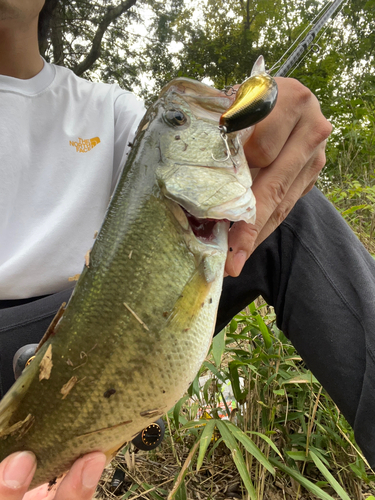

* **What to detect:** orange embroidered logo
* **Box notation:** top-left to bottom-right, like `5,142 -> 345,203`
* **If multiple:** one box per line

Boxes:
69,137 -> 101,153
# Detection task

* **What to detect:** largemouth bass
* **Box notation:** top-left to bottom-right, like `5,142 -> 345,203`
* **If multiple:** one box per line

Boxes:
0,62 -> 274,487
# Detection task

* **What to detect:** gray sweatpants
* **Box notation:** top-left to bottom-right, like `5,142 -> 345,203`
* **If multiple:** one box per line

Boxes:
1,187 -> 374,466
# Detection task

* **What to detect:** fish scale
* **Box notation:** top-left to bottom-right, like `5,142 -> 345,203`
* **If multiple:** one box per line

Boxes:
0,67 -> 275,488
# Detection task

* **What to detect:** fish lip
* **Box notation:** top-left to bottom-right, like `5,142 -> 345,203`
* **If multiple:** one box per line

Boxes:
161,164 -> 256,225
174,187 -> 256,226
205,187 -> 256,224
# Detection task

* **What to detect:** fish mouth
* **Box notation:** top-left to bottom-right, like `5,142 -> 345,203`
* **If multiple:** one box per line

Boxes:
165,196 -> 231,251
182,207 -> 230,244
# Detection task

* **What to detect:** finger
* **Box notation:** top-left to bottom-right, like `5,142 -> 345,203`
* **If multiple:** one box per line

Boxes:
244,124 -> 330,246
244,78 -> 325,169
225,144 -> 327,276
52,452 -> 106,500
225,78 -> 331,277
246,111 -> 329,231
0,452 -> 37,499
25,477 -> 68,500
24,483 -> 52,500
300,139 -> 328,197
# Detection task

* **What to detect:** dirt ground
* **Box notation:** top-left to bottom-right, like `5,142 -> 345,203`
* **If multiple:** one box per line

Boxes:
94,444 -> 375,500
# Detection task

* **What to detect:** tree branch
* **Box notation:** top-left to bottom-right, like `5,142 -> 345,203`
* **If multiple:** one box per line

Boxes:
241,0 -> 257,31
51,4 -> 65,65
72,0 -> 138,76
38,0 -> 60,57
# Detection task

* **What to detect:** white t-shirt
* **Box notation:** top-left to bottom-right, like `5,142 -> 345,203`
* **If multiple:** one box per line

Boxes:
0,60 -> 146,299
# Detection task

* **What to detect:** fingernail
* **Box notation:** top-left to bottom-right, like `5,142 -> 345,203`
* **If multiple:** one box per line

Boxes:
2,451 -> 36,489
81,454 -> 106,489
233,250 -> 247,276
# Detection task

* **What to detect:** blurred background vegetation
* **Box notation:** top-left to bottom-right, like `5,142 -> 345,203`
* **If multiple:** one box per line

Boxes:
39,0 -> 375,497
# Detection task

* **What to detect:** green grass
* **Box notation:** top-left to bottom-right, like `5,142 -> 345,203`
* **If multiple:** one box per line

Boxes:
165,301 -> 375,499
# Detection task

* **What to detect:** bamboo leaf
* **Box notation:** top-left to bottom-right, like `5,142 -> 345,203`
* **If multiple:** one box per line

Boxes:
220,392 -> 231,418
225,422 -> 275,475
226,332 -> 253,341
286,451 -> 309,461
281,373 -> 319,385
202,378 -> 212,405
207,437 -> 223,461
247,431 -> 283,458
202,361 -> 227,383
309,451 -> 351,500
341,204 -> 368,216
173,395 -> 189,429
196,419 -> 216,471
187,372 -> 200,398
255,314 -> 272,348
141,482 -> 165,500
229,318 -> 238,333
168,442 -> 199,500
179,419 -> 211,431
174,479 -> 187,500
228,361 -> 248,402
216,420 -> 257,500
212,328 -> 226,367
309,447 -> 330,467
122,483 -> 139,498
269,458 -> 336,500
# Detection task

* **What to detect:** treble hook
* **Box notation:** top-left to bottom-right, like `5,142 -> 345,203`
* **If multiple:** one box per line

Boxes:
212,127 -> 231,162
211,127 -> 239,169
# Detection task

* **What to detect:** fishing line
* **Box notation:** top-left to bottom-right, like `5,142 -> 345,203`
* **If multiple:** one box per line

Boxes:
269,0 -> 334,74
283,22 -> 331,77
273,25 -> 329,76
274,0 -> 348,77
282,0 -> 348,77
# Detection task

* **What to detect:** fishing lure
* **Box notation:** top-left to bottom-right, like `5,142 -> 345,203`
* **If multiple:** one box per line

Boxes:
219,56 -> 278,134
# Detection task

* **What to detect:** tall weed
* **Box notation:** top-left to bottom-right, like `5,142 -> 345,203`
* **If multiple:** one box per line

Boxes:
322,97 -> 375,253
167,302 -> 374,499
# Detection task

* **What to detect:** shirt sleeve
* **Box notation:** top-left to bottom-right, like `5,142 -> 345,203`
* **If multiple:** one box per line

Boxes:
112,89 -> 146,192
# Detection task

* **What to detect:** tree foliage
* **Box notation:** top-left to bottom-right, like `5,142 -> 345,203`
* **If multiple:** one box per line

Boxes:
41,0 -> 375,185
39,0 -> 144,89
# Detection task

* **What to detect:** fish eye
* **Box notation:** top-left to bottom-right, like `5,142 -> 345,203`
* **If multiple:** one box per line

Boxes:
164,109 -> 187,126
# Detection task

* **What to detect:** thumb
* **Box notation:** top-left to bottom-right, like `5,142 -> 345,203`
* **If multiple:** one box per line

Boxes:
0,451 -> 37,499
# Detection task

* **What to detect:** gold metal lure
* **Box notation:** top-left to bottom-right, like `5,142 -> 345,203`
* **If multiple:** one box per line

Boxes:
220,56 -> 278,134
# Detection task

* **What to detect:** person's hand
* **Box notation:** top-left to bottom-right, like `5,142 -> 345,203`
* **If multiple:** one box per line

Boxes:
225,77 -> 332,276
0,451 -> 106,500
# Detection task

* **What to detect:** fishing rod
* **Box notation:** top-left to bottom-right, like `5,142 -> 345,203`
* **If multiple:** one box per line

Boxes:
273,0 -> 347,77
